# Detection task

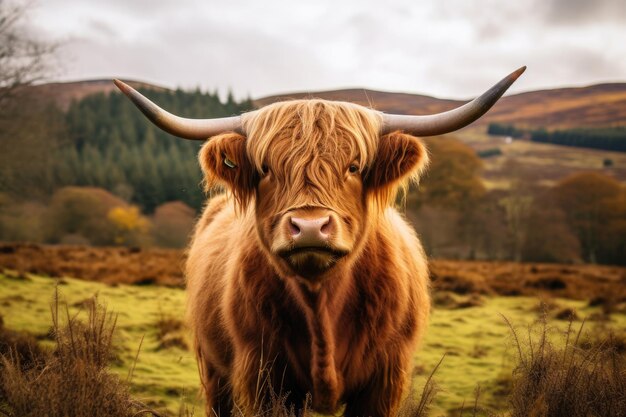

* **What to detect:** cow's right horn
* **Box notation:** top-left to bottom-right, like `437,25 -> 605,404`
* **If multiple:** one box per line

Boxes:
381,66 -> 526,136
113,80 -> 246,140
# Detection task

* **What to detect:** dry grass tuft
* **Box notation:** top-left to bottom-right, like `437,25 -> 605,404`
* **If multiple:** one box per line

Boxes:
0,315 -> 46,373
0,291 -> 165,417
155,314 -> 188,351
532,297 -> 561,314
577,323 -> 626,356
0,314 -> 47,406
229,356 -> 313,417
397,355 -> 444,417
553,307 -> 579,321
587,289 -> 622,317
505,316 -> 626,417
433,292 -> 484,309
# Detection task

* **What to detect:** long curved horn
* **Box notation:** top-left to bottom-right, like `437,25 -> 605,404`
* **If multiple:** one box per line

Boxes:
381,66 -> 526,136
113,79 -> 245,140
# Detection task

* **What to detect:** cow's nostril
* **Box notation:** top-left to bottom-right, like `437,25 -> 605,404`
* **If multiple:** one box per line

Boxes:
320,217 -> 332,235
289,218 -> 301,236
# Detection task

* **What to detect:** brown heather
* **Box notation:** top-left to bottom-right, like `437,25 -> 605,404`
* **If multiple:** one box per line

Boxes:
2,244 -> 626,304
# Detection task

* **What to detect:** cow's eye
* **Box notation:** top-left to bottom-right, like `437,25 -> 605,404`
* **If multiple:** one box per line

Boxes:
348,164 -> 359,174
261,164 -> 269,175
223,155 -> 237,169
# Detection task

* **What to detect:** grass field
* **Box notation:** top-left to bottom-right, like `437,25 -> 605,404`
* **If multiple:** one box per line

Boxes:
2,269 -> 624,416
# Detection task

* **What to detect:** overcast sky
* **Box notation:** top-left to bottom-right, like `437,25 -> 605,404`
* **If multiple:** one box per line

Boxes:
26,0 -> 626,100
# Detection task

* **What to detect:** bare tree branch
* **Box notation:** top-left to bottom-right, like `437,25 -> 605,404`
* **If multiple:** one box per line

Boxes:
0,1 -> 58,108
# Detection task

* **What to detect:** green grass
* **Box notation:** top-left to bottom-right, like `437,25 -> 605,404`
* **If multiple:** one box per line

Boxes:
0,272 -> 200,412
1,272 -> 624,416
414,296 -> 626,415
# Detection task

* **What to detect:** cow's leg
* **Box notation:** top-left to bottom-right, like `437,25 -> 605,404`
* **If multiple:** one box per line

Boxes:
229,344 -> 269,415
230,345 -> 310,415
202,365 -> 233,417
343,352 -> 410,417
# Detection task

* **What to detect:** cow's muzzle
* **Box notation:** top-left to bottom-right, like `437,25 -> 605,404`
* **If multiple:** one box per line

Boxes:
273,209 -> 350,277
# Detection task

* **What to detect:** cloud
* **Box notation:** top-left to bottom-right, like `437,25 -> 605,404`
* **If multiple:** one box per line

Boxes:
26,0 -> 626,99
543,0 -> 626,25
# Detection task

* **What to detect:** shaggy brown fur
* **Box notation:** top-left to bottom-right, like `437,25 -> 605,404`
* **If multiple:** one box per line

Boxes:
186,100 -> 431,417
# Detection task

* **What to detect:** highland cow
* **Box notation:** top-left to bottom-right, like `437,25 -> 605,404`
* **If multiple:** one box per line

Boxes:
114,66 -> 525,417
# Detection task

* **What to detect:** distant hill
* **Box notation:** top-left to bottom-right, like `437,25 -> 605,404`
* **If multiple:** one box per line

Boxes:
256,84 -> 626,130
27,79 -> 168,111
482,83 -> 626,129
29,79 -> 626,129
255,88 -> 461,119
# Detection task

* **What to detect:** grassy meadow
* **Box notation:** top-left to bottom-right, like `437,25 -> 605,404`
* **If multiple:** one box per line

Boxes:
0,272 -> 199,412
2,258 -> 625,416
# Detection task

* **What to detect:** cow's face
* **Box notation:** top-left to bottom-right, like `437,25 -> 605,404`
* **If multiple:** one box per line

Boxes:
200,101 -> 428,285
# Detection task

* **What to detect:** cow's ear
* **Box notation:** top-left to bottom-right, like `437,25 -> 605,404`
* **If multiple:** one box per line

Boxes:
199,133 -> 256,206
365,131 -> 429,189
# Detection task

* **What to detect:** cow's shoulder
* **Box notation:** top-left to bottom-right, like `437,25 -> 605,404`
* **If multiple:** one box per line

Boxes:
196,194 -> 230,232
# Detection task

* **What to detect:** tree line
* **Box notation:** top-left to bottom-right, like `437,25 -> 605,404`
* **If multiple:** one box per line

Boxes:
531,126 -> 626,152
488,123 -> 626,152
57,87 -> 254,212
487,123 -> 525,138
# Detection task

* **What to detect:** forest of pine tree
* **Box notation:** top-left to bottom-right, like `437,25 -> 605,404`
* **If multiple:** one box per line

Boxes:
52,88 -> 254,212
530,126 -> 626,152
487,123 -> 626,152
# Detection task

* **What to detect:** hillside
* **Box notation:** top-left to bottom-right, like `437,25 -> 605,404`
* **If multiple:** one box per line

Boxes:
256,83 -> 626,130
26,79 -> 169,111
28,79 -> 626,129
256,88 -> 461,118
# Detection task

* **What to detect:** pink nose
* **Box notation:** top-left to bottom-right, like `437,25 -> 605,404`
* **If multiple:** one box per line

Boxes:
290,216 -> 332,247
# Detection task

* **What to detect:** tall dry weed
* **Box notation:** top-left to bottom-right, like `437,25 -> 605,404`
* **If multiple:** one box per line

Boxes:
396,355 -> 444,417
504,315 -> 626,417
0,290 -> 152,417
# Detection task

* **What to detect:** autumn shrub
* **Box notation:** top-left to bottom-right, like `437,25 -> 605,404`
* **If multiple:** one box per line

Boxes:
152,201 -> 196,248
108,205 -> 152,247
44,186 -> 128,245
521,194 -> 581,263
552,172 -> 626,265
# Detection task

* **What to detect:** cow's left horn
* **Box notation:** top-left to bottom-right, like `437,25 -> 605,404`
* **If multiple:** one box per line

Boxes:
113,80 -> 246,140
381,66 -> 526,136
